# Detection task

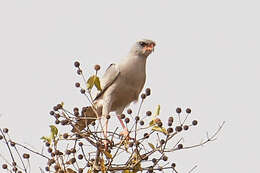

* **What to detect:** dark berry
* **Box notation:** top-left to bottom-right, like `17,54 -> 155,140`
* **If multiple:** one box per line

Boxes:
80,89 -> 86,94
186,108 -> 191,114
135,116 -> 140,122
144,133 -> 149,138
177,144 -> 183,149
141,93 -> 146,99
145,88 -> 151,96
176,107 -> 182,113
77,69 -> 82,75
146,111 -> 152,116
78,142 -> 83,147
183,125 -> 189,130
3,128 -> 9,133
152,158 -> 157,163
106,114 -> 110,119
45,142 -> 50,147
63,133 -> 69,139
139,120 -> 144,126
171,163 -> 176,168
160,139 -> 165,145
192,120 -> 198,126
168,117 -> 174,122
78,154 -> 83,160
50,111 -> 55,115
167,127 -> 173,133
175,126 -> 182,132
2,164 -> 7,169
125,118 -> 130,123
75,82 -> 80,88
23,153 -> 30,159
74,61 -> 80,68
120,114 -> 125,119
55,119 -> 60,124
162,155 -> 168,161
127,109 -> 132,114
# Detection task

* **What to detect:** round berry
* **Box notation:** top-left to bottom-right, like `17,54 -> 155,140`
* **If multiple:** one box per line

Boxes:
74,61 -> 80,68
145,88 -> 151,96
176,107 -> 182,113
186,108 -> 191,114
77,69 -> 82,75
152,158 -> 157,163
75,82 -> 80,88
168,117 -> 174,122
94,64 -> 101,71
80,89 -> 86,94
125,118 -> 130,123
167,127 -> 173,133
162,155 -> 168,161
127,109 -> 132,114
171,163 -> 176,168
3,128 -> 9,133
78,154 -> 83,160
141,93 -> 146,99
183,125 -> 189,130
139,120 -> 144,126
175,126 -> 182,132
120,114 -> 125,119
106,114 -> 111,119
192,120 -> 198,126
135,116 -> 140,122
177,144 -> 183,149
146,111 -> 152,116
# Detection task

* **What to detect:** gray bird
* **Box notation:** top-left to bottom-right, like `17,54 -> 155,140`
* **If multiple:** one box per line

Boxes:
75,39 -> 155,140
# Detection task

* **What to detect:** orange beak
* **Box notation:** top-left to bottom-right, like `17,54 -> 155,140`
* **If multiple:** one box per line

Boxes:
143,43 -> 155,53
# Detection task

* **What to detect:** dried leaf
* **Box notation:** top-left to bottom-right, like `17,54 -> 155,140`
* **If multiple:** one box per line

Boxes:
148,142 -> 155,150
104,151 -> 112,159
149,120 -> 155,126
40,136 -> 51,144
154,105 -> 160,116
100,158 -> 106,173
66,168 -> 76,173
152,126 -> 168,135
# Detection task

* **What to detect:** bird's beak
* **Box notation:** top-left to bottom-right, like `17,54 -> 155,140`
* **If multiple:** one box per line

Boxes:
143,43 -> 156,53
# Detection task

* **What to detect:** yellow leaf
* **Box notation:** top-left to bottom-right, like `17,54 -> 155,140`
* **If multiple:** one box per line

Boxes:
50,125 -> 58,139
40,136 -> 51,144
148,142 -> 155,150
152,126 -> 168,135
86,75 -> 95,90
100,158 -> 106,173
104,151 -> 112,159
149,120 -> 155,126
61,102 -> 64,107
94,76 -> 102,91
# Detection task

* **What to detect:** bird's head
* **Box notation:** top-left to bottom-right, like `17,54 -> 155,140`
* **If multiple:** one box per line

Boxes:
130,39 -> 156,57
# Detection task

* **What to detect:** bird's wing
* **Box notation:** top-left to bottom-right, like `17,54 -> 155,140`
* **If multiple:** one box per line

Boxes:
94,63 -> 120,100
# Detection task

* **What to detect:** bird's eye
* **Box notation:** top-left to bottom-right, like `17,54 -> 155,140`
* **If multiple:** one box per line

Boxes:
139,41 -> 146,47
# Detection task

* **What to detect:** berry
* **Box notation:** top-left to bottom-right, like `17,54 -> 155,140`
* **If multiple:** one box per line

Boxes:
168,117 -> 174,122
135,116 -> 140,122
146,111 -> 152,116
94,64 -> 101,71
162,155 -> 168,161
77,69 -> 82,75
141,93 -> 146,99
167,127 -> 173,133
10,141 -> 15,147
183,125 -> 189,130
160,139 -> 165,145
78,168 -> 83,173
45,142 -> 50,147
175,126 -> 182,132
171,163 -> 176,168
50,111 -> 55,115
186,108 -> 191,114
168,122 -> 172,126
144,133 -> 149,138
23,153 -> 30,159
177,144 -> 183,149
157,121 -> 163,127
192,120 -> 198,126
55,119 -> 60,124
129,142 -> 134,147
53,106 -> 58,111
78,154 -> 83,160
127,109 -> 132,114
48,147 -> 53,153
74,61 -> 80,68
139,120 -> 144,126
2,164 -> 7,169
176,107 -> 182,113
120,114 -> 125,119
45,167 -> 50,171
3,128 -> 9,133
125,118 -> 130,123
80,89 -> 86,94
78,142 -> 83,147
106,115 -> 110,119
145,88 -> 151,96
75,82 -> 80,88
63,133 -> 69,139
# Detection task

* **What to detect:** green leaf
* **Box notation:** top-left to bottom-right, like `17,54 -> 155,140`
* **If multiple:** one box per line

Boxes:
94,76 -> 102,91
40,136 -> 51,143
152,126 -> 168,135
148,142 -> 155,150
86,75 -> 95,90
49,125 -> 58,139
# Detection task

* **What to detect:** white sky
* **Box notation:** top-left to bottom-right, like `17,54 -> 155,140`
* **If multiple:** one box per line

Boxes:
0,0 -> 259,172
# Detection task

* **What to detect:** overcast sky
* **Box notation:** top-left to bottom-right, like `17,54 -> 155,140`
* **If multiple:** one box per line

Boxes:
0,0 -> 259,172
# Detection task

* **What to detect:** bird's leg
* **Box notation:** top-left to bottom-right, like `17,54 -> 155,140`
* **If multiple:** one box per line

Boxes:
117,115 -> 129,138
101,100 -> 111,149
